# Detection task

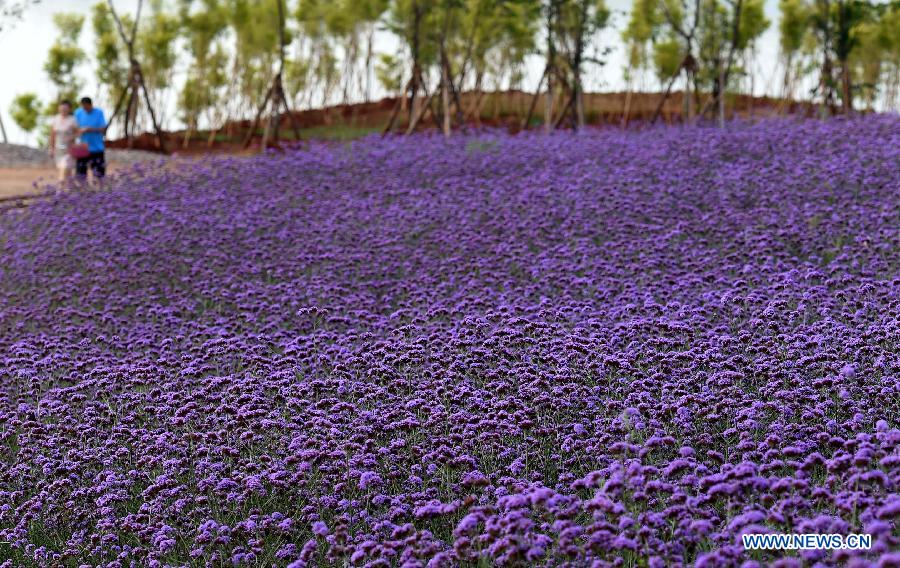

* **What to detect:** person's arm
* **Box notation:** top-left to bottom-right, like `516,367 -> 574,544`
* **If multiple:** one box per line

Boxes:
85,111 -> 108,134
79,111 -> 107,134
48,124 -> 56,157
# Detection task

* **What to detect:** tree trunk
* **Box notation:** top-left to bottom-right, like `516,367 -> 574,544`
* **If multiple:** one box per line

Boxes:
441,56 -> 451,137
840,58 -> 852,113
261,113 -> 272,150
544,73 -> 554,133
651,66 -> 682,124
206,126 -> 219,148
778,53 -> 793,114
183,120 -> 194,149
242,81 -> 276,149
124,88 -> 137,146
571,0 -> 589,130
0,111 -> 8,144
383,77 -> 412,135
575,85 -> 584,129
138,67 -> 167,152
406,80 -> 435,134
277,78 -> 302,142
621,82 -> 633,128
819,15 -> 836,116
474,90 -> 488,124
271,98 -> 281,144
718,64 -> 726,127
467,74 -> 486,126
543,2 -> 556,133
340,36 -> 357,105
408,2 -> 423,125
523,66 -> 548,129
408,68 -> 421,125
364,26 -> 374,103
748,52 -> 756,118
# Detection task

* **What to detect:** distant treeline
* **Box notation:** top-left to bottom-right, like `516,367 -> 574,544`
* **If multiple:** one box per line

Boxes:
7,0 -> 900,143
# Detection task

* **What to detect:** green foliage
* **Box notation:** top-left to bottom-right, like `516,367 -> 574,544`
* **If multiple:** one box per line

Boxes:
453,0 -> 539,90
375,53 -> 405,94
9,92 -> 41,134
659,0 -> 686,32
384,0 -> 440,68
785,0 -> 894,108
179,46 -> 228,126
179,0 -> 228,63
849,1 -> 900,107
297,0 -> 388,103
178,0 -> 229,127
43,12 -> 85,100
555,0 -> 612,61
779,0 -> 809,55
622,0 -> 662,73
653,35 -> 682,81
696,0 -> 768,87
138,0 -> 181,92
24,0 -> 897,139
285,56 -> 311,99
737,0 -> 769,50
91,2 -> 128,106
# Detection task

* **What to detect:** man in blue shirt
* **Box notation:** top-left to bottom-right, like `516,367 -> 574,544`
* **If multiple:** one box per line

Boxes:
74,96 -> 107,182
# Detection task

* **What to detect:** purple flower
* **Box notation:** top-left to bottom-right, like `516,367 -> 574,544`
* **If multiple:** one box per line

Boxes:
1,118 -> 897,565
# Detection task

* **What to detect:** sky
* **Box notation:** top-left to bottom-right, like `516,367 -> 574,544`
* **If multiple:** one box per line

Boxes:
0,0 -> 783,145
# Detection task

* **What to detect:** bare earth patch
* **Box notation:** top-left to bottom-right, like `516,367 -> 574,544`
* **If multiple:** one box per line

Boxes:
0,144 -> 166,200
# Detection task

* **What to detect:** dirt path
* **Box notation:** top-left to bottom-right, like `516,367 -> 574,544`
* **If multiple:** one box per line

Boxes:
1,143 -> 170,202
0,167 -> 59,199
0,166 -> 136,200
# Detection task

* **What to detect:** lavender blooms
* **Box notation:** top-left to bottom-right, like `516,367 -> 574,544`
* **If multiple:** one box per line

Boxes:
0,117 -> 898,566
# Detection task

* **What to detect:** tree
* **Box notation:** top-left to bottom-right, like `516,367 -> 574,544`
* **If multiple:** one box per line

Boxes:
864,1 -> 899,109
44,13 -> 86,102
375,53 -> 405,96
832,0 -> 868,112
696,0 -> 768,124
103,0 -> 168,150
357,0 -> 390,102
241,0 -> 302,148
798,0 -> 884,114
177,0 -> 228,145
381,0 -> 440,134
450,0 -> 538,128
91,2 -> 130,117
778,0 -> 809,103
649,0 -> 703,122
312,0 -> 388,104
9,92 -> 41,144
20,0 -> 893,148
137,0 -> 181,127
553,0 -> 611,129
621,0 -> 662,124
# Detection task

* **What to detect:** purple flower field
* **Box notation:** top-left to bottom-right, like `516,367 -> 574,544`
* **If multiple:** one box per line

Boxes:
1,117 -> 899,567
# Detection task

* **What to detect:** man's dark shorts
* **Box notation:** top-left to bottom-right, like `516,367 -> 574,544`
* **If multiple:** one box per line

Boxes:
76,151 -> 106,178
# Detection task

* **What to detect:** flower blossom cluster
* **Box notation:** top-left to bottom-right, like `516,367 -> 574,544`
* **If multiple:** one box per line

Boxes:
0,117 -> 898,566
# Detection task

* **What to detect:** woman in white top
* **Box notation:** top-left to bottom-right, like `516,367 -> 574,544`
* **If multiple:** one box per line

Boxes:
48,100 -> 79,182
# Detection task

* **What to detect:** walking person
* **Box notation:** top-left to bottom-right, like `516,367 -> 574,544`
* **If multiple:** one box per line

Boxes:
74,96 -> 107,184
48,100 -> 79,183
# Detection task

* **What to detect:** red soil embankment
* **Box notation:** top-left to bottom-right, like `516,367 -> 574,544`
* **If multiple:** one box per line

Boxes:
107,90 -> 808,155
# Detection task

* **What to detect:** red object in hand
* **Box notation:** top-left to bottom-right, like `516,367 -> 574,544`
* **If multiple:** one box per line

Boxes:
69,143 -> 90,159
